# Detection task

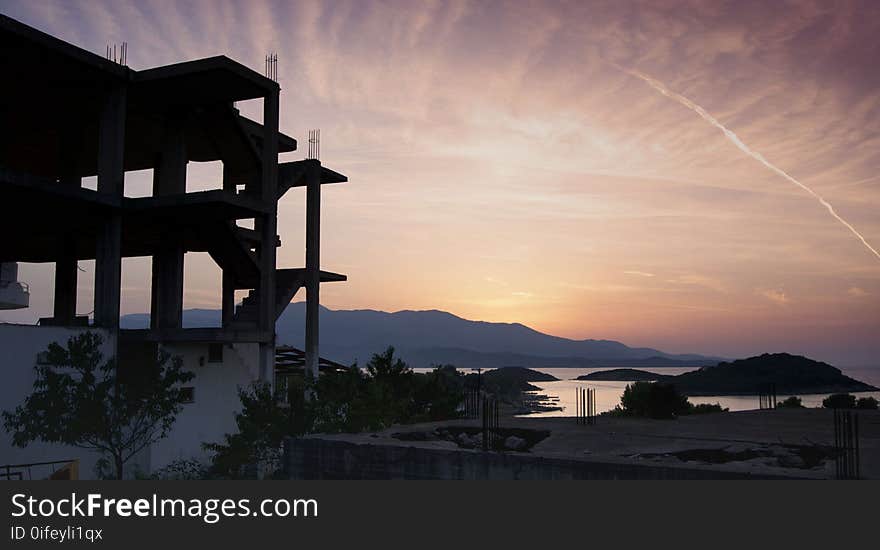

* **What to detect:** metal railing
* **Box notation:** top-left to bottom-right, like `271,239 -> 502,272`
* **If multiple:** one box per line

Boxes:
1,459 -> 79,480
0,280 -> 29,293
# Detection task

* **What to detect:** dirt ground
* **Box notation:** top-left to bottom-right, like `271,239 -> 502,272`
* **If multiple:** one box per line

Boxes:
314,408 -> 879,479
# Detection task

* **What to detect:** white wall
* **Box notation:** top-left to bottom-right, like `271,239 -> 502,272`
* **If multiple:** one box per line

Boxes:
0,324 -> 264,478
149,342 -> 261,472
0,324 -> 114,479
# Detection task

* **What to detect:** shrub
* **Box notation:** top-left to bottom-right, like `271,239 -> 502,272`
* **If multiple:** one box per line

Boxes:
822,393 -> 856,409
856,396 -> 878,410
619,381 -> 691,419
151,458 -> 209,480
777,396 -> 804,408
687,403 -> 728,415
204,380 -> 308,479
207,348 -> 467,477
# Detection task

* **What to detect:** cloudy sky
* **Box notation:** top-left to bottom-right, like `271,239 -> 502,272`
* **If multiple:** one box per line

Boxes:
2,0 -> 879,365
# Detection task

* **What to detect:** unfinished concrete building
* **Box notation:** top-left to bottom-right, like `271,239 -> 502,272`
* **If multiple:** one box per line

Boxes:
0,15 -> 347,475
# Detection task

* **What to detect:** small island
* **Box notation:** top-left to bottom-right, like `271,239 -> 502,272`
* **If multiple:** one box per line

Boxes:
469,367 -> 561,414
577,353 -> 878,396
577,368 -> 670,382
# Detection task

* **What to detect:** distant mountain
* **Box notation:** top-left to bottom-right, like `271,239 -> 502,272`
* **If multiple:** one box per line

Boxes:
121,303 -> 721,368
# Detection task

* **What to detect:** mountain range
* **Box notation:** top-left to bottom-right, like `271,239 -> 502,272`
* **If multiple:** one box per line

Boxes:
120,302 -> 722,369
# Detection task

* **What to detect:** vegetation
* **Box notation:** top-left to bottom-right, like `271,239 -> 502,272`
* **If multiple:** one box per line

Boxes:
822,393 -> 857,409
611,381 -> 727,419
856,396 -> 878,410
821,393 -> 879,410
689,403 -> 727,414
2,333 -> 193,479
149,458 -> 209,480
204,380 -> 306,478
310,349 -> 465,432
777,396 -> 804,408
616,381 -> 690,419
205,347 -> 467,477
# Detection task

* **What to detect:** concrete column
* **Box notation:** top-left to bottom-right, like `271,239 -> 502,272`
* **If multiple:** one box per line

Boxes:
53,250 -> 77,324
151,247 -> 184,329
93,83 -> 125,330
258,90 -> 279,385
304,166 -> 321,380
221,163 -> 237,327
150,115 -> 187,330
55,173 -> 80,324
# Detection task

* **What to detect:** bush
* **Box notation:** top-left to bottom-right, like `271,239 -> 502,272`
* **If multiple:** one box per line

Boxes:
311,349 -> 466,432
151,458 -> 209,480
856,396 -> 878,410
207,348 -> 467,477
777,396 -> 804,408
687,403 -> 728,415
822,393 -> 856,409
204,379 -> 309,479
619,381 -> 691,419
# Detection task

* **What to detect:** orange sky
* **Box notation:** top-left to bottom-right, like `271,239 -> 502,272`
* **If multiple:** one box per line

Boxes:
2,1 -> 879,365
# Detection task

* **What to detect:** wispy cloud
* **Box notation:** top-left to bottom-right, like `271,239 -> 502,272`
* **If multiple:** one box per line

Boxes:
668,274 -> 727,293
1,0 -> 878,363
758,289 -> 790,305
848,286 -> 869,298
623,270 -> 655,278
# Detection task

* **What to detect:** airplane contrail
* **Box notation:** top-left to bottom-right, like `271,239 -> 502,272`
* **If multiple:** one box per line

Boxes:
619,66 -> 880,262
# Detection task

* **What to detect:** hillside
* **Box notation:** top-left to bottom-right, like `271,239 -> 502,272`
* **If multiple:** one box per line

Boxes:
120,304 -> 720,369
672,353 -> 878,396
578,354 -> 878,395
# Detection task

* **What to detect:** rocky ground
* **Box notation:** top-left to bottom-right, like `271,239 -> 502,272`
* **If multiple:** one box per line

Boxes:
318,408 -> 880,479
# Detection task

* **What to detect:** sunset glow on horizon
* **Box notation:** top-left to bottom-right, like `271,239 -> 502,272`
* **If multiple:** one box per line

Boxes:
2,0 -> 879,365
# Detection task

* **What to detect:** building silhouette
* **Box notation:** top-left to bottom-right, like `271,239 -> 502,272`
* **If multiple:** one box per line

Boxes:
0,14 -> 347,476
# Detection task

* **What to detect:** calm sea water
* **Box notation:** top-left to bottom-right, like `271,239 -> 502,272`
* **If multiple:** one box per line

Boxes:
413,366 -> 880,417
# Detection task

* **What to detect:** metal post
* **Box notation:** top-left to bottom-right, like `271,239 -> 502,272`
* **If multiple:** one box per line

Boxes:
854,413 -> 860,479
482,396 -> 488,452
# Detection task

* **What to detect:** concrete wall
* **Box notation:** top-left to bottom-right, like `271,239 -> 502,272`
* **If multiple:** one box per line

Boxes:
148,342 -> 260,472
283,437 -> 796,480
0,324 -> 114,479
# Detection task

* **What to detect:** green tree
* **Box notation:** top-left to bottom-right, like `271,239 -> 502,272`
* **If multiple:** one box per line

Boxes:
411,365 -> 466,422
207,349 -> 467,477
856,396 -> 878,410
2,332 -> 193,479
366,346 -> 415,422
619,381 -> 691,419
822,393 -> 856,409
204,378 -> 312,478
777,396 -> 804,408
